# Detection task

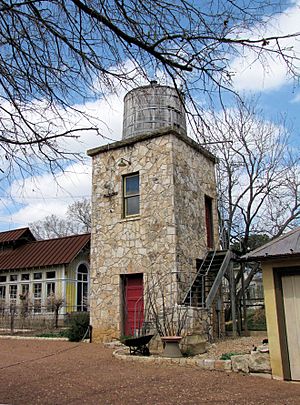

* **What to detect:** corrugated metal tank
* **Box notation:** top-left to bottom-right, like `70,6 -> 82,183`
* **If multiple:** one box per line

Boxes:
122,82 -> 187,139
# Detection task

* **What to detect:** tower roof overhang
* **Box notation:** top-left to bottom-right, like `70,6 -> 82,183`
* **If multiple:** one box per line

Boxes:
87,128 -> 218,164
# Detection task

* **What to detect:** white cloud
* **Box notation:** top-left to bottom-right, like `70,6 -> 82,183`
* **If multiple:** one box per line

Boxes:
0,161 -> 92,227
0,89 -> 126,230
231,1 -> 300,92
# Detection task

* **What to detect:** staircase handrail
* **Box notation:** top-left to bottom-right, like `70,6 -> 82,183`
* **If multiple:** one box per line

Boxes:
182,249 -> 210,306
205,249 -> 234,308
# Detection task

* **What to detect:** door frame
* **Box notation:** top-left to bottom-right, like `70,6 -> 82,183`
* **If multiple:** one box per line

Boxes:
274,267 -> 300,380
120,273 -> 144,337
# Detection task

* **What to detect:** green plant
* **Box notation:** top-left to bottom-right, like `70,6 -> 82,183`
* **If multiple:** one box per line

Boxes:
66,312 -> 90,342
35,330 -> 69,338
220,352 -> 243,360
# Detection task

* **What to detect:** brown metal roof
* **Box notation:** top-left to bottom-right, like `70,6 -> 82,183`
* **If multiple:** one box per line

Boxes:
0,233 -> 90,270
0,227 -> 35,244
243,227 -> 300,261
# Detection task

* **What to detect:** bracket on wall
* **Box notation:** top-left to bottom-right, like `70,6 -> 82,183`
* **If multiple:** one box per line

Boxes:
103,191 -> 118,198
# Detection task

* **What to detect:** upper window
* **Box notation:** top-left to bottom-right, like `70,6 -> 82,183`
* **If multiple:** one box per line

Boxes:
123,173 -> 140,217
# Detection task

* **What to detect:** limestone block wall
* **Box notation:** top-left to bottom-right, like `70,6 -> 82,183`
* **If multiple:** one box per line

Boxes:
90,134 -> 177,342
89,131 -> 218,342
172,136 -> 219,300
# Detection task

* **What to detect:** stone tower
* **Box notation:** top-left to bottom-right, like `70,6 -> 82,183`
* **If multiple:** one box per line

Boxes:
87,83 -> 219,343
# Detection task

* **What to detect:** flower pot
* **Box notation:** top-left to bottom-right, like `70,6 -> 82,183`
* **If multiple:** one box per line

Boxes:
161,336 -> 183,358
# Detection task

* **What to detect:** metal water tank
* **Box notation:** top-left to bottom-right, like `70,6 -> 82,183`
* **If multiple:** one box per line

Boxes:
122,82 -> 187,140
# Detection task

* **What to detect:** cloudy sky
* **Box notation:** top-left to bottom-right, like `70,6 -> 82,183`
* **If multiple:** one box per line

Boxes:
1,1 -> 300,232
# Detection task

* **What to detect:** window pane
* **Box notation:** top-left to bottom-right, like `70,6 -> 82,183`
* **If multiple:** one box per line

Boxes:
10,274 -> 18,281
125,175 -> 139,196
21,284 -> 29,295
126,196 -> 140,216
46,271 -> 56,279
21,273 -> 30,281
34,272 -> 42,280
0,275 -> 6,282
0,285 -> 6,299
47,282 -> 55,296
9,285 -> 17,299
33,283 -> 42,297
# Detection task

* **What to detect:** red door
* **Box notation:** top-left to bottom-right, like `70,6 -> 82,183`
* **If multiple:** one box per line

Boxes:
124,273 -> 144,336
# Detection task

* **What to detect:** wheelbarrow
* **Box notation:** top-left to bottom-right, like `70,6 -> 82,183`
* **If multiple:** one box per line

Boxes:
122,334 -> 154,356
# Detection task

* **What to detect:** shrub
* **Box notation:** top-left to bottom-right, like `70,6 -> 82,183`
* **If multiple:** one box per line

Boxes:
35,330 -> 69,338
220,352 -> 243,360
66,312 -> 90,342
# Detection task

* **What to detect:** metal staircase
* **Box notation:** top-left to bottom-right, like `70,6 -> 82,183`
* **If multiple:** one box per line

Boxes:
183,250 -> 233,308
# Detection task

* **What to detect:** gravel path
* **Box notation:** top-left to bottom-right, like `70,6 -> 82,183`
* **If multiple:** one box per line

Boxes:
0,338 -> 299,405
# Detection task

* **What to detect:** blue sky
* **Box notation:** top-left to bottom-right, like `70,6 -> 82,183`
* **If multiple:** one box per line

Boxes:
0,1 -> 300,232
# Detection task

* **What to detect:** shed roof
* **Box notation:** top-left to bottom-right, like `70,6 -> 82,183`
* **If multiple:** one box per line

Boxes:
243,227 -> 300,261
0,227 -> 35,244
0,233 -> 90,271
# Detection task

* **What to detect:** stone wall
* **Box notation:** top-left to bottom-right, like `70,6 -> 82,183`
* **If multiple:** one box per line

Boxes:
89,130 -> 218,342
172,136 -> 219,301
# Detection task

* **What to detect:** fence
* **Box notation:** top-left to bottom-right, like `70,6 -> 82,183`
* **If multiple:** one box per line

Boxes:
0,302 -> 89,335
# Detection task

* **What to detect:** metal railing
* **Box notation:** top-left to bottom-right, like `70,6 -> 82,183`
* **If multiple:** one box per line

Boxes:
0,303 -> 89,335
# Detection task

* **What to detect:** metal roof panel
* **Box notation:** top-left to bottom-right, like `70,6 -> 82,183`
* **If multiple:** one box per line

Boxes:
0,233 -> 90,270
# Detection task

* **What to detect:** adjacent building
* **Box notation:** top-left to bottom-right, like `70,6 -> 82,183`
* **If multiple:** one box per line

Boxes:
0,228 -> 90,314
244,227 -> 300,381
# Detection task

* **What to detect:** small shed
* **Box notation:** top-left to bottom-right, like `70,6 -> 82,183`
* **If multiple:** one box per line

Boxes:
244,227 -> 300,381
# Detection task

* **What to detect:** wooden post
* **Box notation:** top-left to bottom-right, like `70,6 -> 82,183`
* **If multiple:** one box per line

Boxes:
241,263 -> 249,336
229,262 -> 237,337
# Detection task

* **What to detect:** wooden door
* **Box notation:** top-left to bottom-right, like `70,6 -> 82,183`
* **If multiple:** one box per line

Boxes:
205,196 -> 214,249
124,273 -> 144,337
282,274 -> 300,380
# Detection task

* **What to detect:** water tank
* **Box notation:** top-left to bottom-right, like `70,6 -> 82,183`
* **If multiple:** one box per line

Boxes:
122,82 -> 187,140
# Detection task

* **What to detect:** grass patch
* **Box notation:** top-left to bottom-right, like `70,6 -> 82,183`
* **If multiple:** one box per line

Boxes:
35,330 -> 69,338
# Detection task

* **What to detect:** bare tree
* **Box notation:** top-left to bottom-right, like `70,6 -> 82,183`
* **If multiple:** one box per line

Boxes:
67,198 -> 91,233
1,1 -> 300,180
204,98 -> 300,332
205,97 -> 300,253
29,198 -> 91,239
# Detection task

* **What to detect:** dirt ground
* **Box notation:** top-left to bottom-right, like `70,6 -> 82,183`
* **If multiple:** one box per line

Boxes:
0,338 -> 299,405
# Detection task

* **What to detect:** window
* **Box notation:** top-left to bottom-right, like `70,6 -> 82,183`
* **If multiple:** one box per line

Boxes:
10,274 -> 18,282
0,285 -> 5,313
123,173 -> 140,217
46,282 -> 56,312
33,283 -> 42,313
9,285 -> 17,300
21,284 -> 29,296
21,273 -> 30,281
34,272 -> 42,280
46,282 -> 55,296
0,275 -> 6,282
77,264 -> 89,312
46,271 -> 56,279
0,285 -> 6,299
